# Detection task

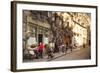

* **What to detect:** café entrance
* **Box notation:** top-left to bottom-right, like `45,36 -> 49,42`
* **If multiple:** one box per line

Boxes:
38,34 -> 43,44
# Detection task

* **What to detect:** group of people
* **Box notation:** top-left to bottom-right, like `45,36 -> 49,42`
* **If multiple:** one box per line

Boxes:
28,42 -> 54,59
58,44 -> 73,54
26,42 -> 76,60
28,42 -> 44,59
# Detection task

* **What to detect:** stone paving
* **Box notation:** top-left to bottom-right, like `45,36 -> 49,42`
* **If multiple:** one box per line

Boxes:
23,47 -> 87,62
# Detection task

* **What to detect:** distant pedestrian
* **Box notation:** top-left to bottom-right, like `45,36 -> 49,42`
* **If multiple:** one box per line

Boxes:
59,44 -> 66,54
45,44 -> 54,59
62,44 -> 66,53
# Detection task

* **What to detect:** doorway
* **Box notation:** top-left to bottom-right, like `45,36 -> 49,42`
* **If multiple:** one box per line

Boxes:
38,34 -> 43,44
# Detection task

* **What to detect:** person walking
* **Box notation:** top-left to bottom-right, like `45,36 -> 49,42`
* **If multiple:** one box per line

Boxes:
45,44 -> 54,59
38,42 -> 44,58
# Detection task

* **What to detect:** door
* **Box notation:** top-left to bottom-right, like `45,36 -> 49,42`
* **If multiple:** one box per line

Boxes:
38,34 -> 43,44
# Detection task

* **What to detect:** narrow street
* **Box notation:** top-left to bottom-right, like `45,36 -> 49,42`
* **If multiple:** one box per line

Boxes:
23,11 -> 91,63
24,47 -> 91,62
53,47 -> 90,61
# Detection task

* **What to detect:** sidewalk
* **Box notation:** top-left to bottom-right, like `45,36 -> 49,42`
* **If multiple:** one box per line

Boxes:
46,46 -> 85,61
47,47 -> 81,61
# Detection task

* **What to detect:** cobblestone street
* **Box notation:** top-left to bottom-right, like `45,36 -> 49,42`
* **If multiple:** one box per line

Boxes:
24,46 -> 90,62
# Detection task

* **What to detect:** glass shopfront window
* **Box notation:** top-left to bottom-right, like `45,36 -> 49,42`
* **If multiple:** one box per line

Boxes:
27,25 -> 37,46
